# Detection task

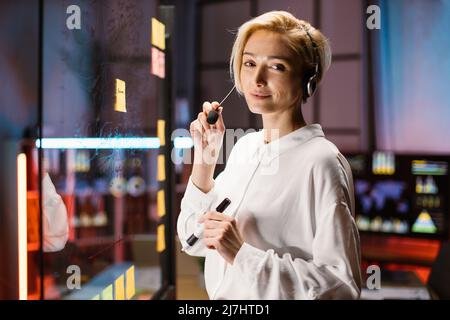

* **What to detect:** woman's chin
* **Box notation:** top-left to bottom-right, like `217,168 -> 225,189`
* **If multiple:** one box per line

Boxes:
248,104 -> 275,115
248,106 -> 264,115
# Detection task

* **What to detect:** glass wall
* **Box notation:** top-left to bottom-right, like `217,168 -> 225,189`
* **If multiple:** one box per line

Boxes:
26,0 -> 174,300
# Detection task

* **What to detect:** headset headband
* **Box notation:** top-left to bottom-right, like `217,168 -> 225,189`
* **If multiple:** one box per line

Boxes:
303,27 -> 319,76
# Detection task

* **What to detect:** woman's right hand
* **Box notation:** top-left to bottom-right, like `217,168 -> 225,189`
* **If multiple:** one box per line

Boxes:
189,101 -> 225,165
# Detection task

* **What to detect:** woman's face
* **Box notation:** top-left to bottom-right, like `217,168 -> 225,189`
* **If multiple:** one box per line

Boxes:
240,29 -> 302,115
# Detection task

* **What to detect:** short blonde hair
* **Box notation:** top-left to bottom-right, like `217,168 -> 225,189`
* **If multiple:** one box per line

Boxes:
230,11 -> 332,100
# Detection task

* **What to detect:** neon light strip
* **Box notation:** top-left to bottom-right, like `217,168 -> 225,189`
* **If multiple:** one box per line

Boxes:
35,137 -> 194,149
36,138 -> 160,149
17,153 -> 27,300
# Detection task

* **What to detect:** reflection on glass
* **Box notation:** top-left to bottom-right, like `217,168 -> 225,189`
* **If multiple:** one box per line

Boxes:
43,172 -> 69,252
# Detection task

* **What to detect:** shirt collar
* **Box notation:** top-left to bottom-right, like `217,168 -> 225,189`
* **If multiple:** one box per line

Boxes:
254,123 -> 325,163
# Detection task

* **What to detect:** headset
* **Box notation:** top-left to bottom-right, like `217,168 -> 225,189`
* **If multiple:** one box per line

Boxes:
302,27 -> 320,103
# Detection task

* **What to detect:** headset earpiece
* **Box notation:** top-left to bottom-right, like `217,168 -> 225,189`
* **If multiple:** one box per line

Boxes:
306,63 -> 318,97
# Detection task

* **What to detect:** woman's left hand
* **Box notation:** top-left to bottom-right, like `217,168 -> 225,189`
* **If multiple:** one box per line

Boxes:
199,211 -> 244,264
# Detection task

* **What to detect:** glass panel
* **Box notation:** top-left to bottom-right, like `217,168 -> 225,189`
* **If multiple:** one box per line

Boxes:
28,0 -> 164,300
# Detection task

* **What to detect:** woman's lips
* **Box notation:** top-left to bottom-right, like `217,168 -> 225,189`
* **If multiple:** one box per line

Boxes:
250,93 -> 271,99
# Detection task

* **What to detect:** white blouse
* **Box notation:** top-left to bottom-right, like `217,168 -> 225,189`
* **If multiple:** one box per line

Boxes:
177,124 -> 362,299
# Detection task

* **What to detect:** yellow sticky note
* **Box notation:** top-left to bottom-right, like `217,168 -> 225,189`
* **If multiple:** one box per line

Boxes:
157,189 -> 166,217
157,154 -> 166,181
125,266 -> 136,300
157,120 -> 166,146
102,284 -> 113,300
114,274 -> 125,300
115,79 -> 126,112
151,18 -> 165,50
157,224 -> 166,253
91,294 -> 100,300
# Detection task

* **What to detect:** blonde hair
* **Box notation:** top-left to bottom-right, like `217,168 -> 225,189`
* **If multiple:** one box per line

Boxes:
230,11 -> 332,100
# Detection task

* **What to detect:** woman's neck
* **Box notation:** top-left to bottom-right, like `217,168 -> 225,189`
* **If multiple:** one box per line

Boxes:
262,108 -> 306,144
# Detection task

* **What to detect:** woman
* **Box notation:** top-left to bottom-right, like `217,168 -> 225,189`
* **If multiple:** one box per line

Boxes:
177,11 -> 362,299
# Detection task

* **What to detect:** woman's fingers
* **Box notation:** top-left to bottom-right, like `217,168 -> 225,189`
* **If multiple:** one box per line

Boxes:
216,106 -> 225,131
191,119 -> 203,135
208,101 -> 225,131
203,226 -> 223,238
202,101 -> 213,114
198,112 -> 210,132
210,101 -> 220,111
189,119 -> 203,145
199,211 -> 233,223
190,100 -> 226,156
202,101 -> 221,128
204,238 -> 218,250
203,219 -> 227,230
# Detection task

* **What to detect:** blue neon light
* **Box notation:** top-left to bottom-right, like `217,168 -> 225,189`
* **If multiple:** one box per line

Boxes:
35,137 -> 193,149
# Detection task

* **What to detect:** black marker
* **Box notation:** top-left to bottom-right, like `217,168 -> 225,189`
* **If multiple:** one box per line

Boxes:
186,198 -> 231,247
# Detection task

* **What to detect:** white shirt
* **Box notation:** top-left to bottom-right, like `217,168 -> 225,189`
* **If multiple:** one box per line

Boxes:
177,124 -> 362,299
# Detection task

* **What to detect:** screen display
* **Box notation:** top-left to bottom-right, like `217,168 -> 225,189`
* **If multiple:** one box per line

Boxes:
346,152 -> 449,239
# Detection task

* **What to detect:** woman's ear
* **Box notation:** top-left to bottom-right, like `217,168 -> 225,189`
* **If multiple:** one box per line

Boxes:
294,64 -> 306,104
294,76 -> 304,105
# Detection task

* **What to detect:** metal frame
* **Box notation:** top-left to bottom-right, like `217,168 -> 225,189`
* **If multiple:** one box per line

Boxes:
152,5 -> 177,300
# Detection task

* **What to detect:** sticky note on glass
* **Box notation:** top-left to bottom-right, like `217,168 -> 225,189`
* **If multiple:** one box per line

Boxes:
151,18 -> 165,50
114,274 -> 125,300
157,224 -> 166,252
102,284 -> 113,300
157,189 -> 166,217
125,266 -> 135,300
157,154 -> 166,181
157,119 -> 166,146
114,79 -> 126,112
151,47 -> 165,79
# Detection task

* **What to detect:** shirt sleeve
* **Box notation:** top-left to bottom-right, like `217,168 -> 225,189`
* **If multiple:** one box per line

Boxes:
232,153 -> 362,299
177,173 -> 224,257
177,133 -> 248,256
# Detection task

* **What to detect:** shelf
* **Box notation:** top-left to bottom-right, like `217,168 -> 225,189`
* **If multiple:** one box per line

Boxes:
73,236 -> 116,247
72,234 -> 157,247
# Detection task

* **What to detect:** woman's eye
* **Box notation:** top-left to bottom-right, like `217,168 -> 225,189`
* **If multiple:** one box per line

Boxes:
243,61 -> 255,67
271,64 -> 286,71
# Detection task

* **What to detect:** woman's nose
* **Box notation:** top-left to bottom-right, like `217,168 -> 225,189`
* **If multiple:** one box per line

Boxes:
254,67 -> 267,87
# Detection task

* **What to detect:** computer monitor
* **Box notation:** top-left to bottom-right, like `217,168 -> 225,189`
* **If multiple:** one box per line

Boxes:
345,152 -> 449,239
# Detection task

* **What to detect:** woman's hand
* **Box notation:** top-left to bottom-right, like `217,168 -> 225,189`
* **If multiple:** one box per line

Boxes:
199,211 -> 244,265
189,101 -> 225,165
